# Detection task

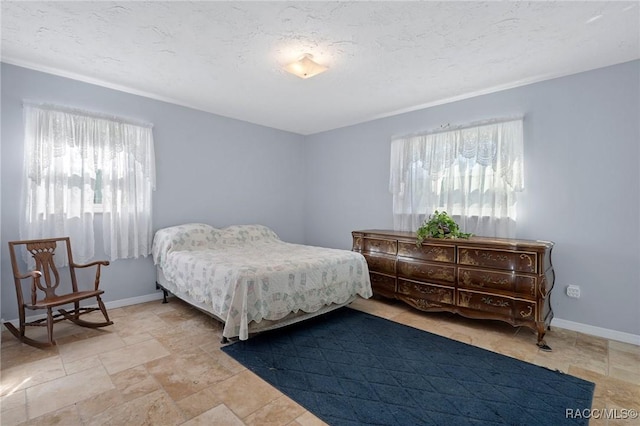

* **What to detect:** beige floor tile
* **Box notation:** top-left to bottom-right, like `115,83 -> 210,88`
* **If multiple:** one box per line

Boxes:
485,335 -> 539,363
532,352 -> 572,374
539,327 -> 577,352
176,387 -> 224,420
122,299 -> 178,316
0,339 -> 59,371
146,346 -> 235,400
0,405 -> 28,426
200,343 -> 247,375
384,309 -> 449,333
99,338 -> 169,375
244,395 -> 307,425
609,344 -> 640,376
349,296 -> 411,319
26,365 -> 114,419
609,340 -> 640,355
103,306 -> 129,319
604,402 -> 640,425
181,403 -> 245,426
603,377 -> 640,411
63,354 -> 103,375
111,312 -> 169,339
75,388 -> 126,421
608,365 -> 640,386
74,365 -> 162,421
1,356 -> 66,397
121,331 -> 155,346
575,333 -> 609,357
110,365 -> 161,399
58,332 -> 124,364
153,328 -> 221,355
84,389 -> 185,426
291,410 -> 329,426
1,388 -> 26,412
0,390 -> 28,426
20,404 -> 82,426
211,370 -> 282,419
1,329 -> 22,348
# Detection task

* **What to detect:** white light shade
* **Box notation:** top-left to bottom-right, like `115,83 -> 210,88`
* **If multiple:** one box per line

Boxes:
284,54 -> 328,79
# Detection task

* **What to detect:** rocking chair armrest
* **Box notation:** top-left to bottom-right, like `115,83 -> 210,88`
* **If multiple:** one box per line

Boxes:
72,260 -> 109,291
72,260 -> 110,269
14,270 -> 42,280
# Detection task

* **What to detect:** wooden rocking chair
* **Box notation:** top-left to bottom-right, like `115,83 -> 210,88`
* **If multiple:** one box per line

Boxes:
5,237 -> 113,348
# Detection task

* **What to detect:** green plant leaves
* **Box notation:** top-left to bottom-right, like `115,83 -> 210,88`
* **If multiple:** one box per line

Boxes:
415,210 -> 472,246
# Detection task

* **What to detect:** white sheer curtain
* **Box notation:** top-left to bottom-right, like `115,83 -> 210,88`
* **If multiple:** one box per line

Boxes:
21,103 -> 155,264
389,118 -> 524,238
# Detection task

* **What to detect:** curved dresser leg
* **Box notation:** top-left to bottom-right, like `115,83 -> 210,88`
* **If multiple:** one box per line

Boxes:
536,322 -> 552,351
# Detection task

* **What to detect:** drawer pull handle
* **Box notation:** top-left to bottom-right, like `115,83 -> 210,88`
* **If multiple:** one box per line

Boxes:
520,253 -> 534,269
520,306 -> 533,318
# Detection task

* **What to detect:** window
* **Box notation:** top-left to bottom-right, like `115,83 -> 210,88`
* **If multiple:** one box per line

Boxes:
94,169 -> 103,206
389,118 -> 524,238
21,103 -> 156,264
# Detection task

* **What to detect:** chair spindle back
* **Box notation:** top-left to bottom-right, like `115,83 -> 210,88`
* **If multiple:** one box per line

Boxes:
25,240 -> 61,301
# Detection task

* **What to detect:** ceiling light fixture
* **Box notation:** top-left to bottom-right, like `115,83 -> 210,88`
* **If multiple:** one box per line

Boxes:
284,54 -> 328,79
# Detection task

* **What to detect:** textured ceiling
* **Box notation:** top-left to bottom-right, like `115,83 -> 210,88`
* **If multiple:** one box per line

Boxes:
2,1 -> 639,135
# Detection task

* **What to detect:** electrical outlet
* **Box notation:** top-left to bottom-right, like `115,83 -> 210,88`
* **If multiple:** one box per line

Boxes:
566,285 -> 581,298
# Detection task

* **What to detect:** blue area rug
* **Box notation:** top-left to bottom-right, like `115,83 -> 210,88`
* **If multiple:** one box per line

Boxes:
222,308 -> 594,425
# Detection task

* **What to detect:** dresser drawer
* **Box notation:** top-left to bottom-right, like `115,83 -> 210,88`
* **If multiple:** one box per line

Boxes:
397,259 -> 455,285
397,279 -> 454,305
515,300 -> 537,321
397,241 -> 455,263
363,238 -> 397,256
457,290 -> 514,316
363,253 -> 396,275
370,272 -> 396,296
352,234 -> 363,251
458,247 -> 538,273
458,267 -> 537,298
457,290 -> 537,320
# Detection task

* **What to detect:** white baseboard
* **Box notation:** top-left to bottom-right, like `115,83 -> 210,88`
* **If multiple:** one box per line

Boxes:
3,292 -> 638,347
552,317 -> 640,346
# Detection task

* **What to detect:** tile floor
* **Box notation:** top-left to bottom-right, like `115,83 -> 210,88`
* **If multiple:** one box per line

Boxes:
1,296 -> 639,425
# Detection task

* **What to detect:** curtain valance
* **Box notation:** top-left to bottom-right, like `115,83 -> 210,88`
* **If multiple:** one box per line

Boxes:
24,104 -> 155,187
390,118 -> 524,195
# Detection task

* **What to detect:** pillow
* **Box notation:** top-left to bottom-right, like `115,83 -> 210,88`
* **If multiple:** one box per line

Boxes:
217,224 -> 281,246
152,223 -> 220,264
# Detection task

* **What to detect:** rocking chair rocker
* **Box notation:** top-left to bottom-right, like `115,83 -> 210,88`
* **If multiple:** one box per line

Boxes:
5,237 -> 113,348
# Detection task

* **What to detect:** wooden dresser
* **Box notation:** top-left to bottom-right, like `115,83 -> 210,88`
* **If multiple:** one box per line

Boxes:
352,230 -> 555,349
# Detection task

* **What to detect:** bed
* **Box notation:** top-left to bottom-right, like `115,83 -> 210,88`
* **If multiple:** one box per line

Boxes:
152,223 -> 372,340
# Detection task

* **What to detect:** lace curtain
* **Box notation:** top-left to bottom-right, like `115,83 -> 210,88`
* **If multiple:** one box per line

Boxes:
389,118 -> 524,238
21,103 -> 156,264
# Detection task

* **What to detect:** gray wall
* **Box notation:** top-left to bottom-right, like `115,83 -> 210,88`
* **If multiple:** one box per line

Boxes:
1,63 -> 306,321
2,61 -> 639,337
304,60 -> 640,336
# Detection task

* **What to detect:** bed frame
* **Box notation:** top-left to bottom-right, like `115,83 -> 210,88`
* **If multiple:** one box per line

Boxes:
155,267 -> 356,343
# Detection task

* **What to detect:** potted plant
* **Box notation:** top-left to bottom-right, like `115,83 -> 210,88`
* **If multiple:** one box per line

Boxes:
416,210 -> 472,246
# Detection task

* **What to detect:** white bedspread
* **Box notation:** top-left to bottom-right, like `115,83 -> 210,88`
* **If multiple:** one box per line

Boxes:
152,224 -> 372,339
